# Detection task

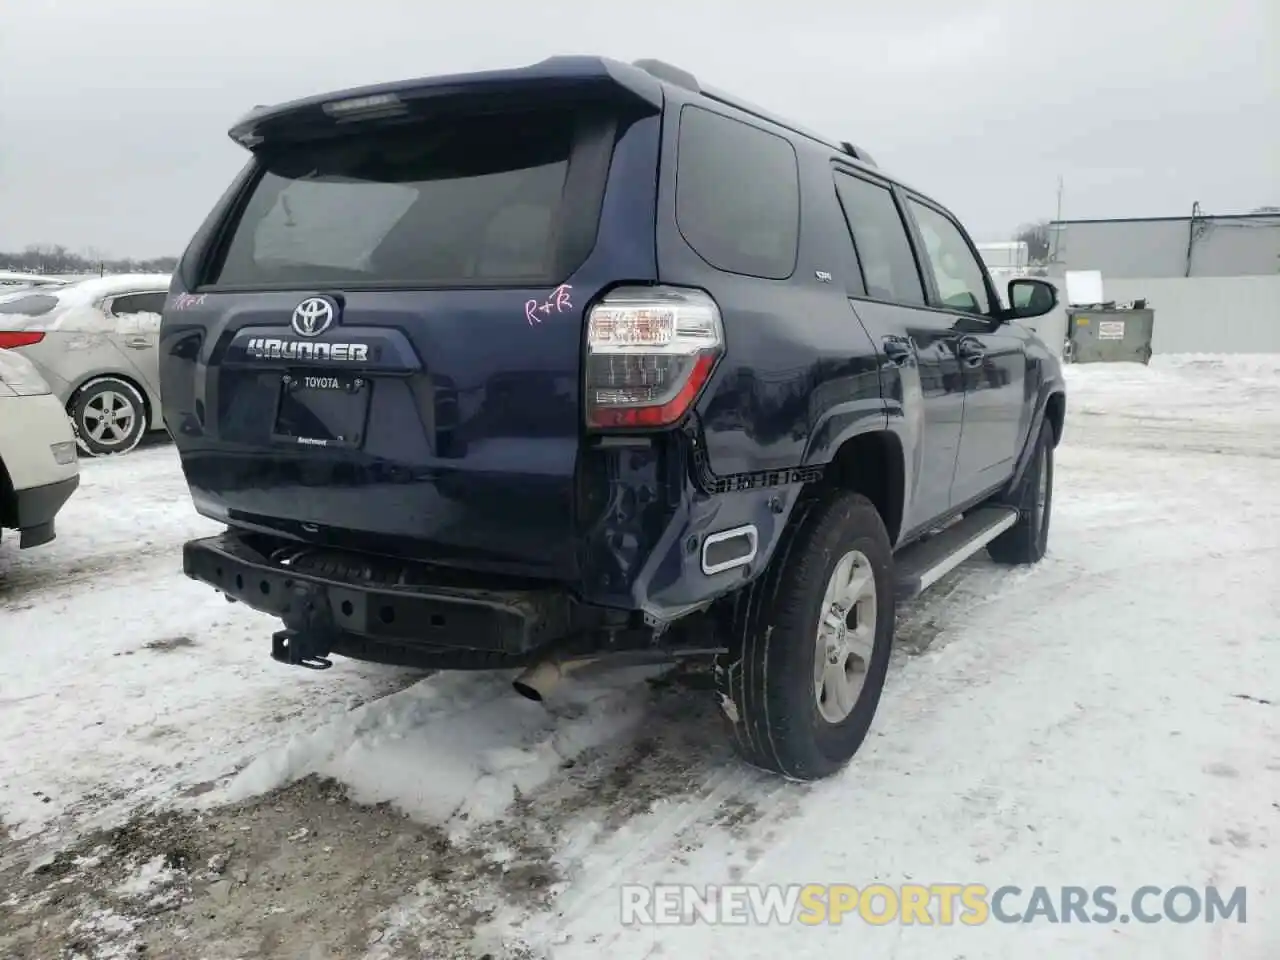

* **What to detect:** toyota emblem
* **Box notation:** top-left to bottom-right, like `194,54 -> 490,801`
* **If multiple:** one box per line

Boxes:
291,297 -> 336,337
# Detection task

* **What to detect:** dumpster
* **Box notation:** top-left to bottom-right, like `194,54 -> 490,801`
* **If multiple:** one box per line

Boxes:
1065,307 -> 1155,364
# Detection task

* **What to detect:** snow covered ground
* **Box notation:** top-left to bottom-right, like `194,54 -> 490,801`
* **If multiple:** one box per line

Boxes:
1,355 -> 1277,959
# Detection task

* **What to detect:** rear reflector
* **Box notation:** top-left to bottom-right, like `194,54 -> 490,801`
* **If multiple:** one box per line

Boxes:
0,331 -> 45,349
50,441 -> 78,465
585,287 -> 723,429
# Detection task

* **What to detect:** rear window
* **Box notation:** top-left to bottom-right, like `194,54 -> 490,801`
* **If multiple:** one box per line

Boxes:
675,106 -> 800,280
0,294 -> 58,316
208,109 -> 586,288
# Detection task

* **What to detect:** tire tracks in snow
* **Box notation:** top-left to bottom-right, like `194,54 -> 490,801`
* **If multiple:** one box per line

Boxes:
2,535 -> 188,605
0,536 -> 182,608
0,445 -> 206,609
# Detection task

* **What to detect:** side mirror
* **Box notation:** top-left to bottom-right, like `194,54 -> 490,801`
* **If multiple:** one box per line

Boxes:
1007,278 -> 1058,319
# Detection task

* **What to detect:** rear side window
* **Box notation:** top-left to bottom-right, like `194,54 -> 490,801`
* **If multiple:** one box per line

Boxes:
109,292 -> 167,315
675,106 -> 800,280
0,294 -> 58,316
208,109 -> 585,288
833,172 -> 925,306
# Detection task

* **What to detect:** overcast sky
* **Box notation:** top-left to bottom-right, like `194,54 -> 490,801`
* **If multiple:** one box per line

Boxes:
1,0 -> 1276,258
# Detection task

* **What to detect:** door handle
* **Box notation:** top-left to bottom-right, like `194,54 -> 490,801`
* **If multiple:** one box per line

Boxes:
957,338 -> 985,365
882,337 -> 913,366
124,336 -> 151,349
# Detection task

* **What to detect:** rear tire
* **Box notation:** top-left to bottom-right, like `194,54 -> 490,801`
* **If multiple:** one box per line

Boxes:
70,378 -> 147,457
987,419 -> 1054,565
714,491 -> 895,780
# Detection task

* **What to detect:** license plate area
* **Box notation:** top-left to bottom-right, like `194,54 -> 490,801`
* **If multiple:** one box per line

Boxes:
271,371 -> 370,449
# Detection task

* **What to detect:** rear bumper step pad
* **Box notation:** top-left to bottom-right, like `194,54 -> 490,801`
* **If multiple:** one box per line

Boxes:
182,534 -> 573,655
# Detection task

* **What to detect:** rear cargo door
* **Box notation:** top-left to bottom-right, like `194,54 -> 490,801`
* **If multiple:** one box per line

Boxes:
177,90 -> 660,578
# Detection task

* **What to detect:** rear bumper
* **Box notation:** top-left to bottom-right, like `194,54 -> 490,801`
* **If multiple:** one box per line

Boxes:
6,475 -> 79,548
182,533 -> 575,655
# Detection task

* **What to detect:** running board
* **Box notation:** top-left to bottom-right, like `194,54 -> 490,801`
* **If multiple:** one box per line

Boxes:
894,506 -> 1019,600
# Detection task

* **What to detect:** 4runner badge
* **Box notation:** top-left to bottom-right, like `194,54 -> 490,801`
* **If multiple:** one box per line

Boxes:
245,338 -> 370,362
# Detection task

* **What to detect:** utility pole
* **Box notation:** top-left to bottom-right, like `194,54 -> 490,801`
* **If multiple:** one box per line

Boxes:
1051,175 -> 1064,261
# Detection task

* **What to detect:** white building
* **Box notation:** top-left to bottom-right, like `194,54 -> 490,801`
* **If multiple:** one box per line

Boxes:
976,241 -> 1029,271
1048,212 -> 1280,354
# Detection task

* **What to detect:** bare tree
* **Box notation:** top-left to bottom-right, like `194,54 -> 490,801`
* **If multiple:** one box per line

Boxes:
1,245 -> 178,275
1013,221 -> 1052,264
82,246 -> 107,277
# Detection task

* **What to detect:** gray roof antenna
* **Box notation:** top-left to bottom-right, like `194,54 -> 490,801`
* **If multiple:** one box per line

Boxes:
632,59 -> 701,92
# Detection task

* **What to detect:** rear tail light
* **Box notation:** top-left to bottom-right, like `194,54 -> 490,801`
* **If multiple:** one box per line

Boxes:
0,331 -> 46,349
585,286 -> 724,429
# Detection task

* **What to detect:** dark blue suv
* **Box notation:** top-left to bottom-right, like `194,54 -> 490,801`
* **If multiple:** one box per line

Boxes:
161,56 -> 1065,780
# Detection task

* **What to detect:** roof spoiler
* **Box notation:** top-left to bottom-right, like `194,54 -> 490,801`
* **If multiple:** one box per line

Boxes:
227,57 -> 666,150
630,58 -> 877,168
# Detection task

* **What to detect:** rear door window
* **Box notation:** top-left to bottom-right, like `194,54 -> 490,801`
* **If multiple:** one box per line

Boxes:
208,108 -> 587,288
109,292 -> 167,315
832,171 -> 926,306
675,106 -> 800,280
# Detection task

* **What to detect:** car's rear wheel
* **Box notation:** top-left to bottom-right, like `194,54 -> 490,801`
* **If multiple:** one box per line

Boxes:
70,378 -> 147,457
715,491 -> 895,780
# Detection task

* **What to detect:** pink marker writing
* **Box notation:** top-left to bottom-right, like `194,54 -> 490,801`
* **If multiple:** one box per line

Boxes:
526,284 -> 574,325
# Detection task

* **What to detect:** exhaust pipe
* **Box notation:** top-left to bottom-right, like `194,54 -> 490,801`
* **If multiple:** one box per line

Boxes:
512,645 -> 727,702
512,656 -> 601,702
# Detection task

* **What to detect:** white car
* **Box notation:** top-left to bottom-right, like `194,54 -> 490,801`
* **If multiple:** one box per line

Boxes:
0,274 -> 171,456
0,348 -> 80,549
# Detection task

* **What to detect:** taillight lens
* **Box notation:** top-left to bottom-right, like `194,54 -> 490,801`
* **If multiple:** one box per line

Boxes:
0,331 -> 45,349
585,286 -> 724,429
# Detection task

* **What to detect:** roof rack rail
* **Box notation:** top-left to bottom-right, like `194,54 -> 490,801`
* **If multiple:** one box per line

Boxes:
702,83 -> 841,152
630,60 -> 878,169
840,141 -> 878,168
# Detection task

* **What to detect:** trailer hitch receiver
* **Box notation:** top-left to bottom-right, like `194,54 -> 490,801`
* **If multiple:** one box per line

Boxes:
271,581 -> 337,670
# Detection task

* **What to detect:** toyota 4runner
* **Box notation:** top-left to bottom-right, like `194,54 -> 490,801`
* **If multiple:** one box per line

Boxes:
161,57 -> 1065,780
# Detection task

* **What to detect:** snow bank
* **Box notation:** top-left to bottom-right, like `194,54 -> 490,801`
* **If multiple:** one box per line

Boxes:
1067,352 -> 1280,384
203,666 -> 663,832
0,445 -> 422,839
1065,353 -> 1280,423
